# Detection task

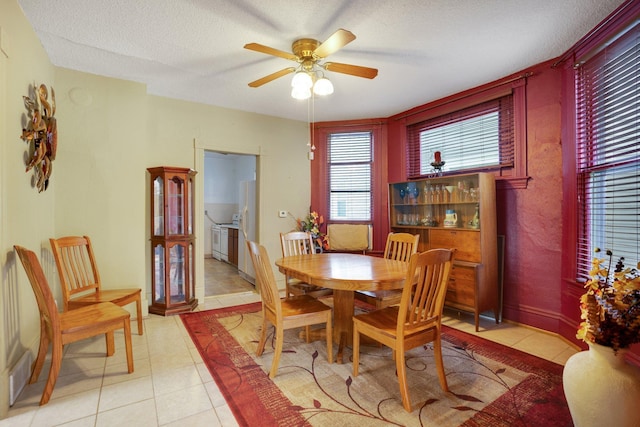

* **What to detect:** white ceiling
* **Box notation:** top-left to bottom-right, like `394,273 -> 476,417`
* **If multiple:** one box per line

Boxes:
17,0 -> 625,123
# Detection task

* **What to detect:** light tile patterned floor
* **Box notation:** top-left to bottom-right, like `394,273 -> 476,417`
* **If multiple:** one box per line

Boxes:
2,264 -> 579,426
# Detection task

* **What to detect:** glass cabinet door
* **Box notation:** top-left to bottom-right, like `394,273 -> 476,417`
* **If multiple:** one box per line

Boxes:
167,176 -> 184,235
169,243 -> 185,303
153,176 -> 164,236
153,243 -> 165,303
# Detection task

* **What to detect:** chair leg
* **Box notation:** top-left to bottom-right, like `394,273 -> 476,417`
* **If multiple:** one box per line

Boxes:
352,322 -> 360,376
40,338 -> 63,405
304,325 -> 311,343
269,326 -> 284,378
433,334 -> 449,392
325,312 -> 333,364
123,317 -> 134,373
396,345 -> 412,412
256,317 -> 268,356
30,318 -> 49,384
135,296 -> 143,335
105,331 -> 115,356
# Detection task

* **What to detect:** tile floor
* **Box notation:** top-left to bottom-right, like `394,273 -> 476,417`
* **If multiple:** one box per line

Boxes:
2,263 -> 579,427
204,258 -> 255,296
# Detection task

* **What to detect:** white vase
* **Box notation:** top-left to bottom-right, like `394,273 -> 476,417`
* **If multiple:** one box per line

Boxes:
563,342 -> 640,427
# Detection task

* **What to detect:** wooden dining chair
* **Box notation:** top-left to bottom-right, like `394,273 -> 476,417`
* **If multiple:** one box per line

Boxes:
247,240 -> 333,378
352,248 -> 455,412
280,231 -> 332,299
14,245 -> 134,405
49,235 -> 143,335
355,232 -> 420,308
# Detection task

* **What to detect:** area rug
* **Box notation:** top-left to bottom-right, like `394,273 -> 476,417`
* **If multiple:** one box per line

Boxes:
180,302 -> 572,426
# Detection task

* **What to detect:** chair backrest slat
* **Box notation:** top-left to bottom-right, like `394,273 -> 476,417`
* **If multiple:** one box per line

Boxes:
280,231 -> 315,257
398,248 -> 454,333
14,246 -> 60,336
383,233 -> 419,263
50,236 -> 102,310
247,240 -> 281,319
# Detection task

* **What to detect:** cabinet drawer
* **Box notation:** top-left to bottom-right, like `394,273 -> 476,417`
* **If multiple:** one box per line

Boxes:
446,263 -> 477,307
430,229 -> 480,262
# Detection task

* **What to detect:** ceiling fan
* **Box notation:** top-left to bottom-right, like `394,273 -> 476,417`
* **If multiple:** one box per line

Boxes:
244,29 -> 378,89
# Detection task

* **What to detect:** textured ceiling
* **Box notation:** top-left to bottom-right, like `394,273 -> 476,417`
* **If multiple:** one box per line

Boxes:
17,0 -> 625,122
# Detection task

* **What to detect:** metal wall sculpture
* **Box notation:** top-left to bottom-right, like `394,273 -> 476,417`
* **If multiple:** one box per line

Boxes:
20,84 -> 57,192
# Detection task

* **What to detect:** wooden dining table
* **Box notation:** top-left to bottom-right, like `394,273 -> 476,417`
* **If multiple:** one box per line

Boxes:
275,252 -> 408,363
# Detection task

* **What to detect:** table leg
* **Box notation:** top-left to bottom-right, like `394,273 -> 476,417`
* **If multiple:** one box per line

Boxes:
332,289 -> 354,364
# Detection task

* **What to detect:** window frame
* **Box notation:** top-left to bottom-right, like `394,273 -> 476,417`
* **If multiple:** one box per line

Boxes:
327,131 -> 373,221
559,1 -> 640,286
406,95 -> 514,178
310,120 -> 387,250
573,20 -> 640,281
396,77 -> 528,189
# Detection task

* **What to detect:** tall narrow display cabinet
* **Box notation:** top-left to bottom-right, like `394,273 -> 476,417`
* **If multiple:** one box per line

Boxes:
148,166 -> 198,315
389,172 -> 499,331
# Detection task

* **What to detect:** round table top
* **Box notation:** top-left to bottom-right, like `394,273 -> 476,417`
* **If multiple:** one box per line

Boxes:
275,252 -> 408,291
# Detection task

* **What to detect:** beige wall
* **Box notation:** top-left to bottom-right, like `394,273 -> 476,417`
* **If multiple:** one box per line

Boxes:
0,0 -> 310,416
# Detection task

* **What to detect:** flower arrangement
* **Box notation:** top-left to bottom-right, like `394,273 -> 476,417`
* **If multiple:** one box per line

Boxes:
577,248 -> 640,353
296,211 -> 327,250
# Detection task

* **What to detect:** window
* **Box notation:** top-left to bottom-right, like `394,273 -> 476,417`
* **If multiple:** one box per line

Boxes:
575,22 -> 640,281
406,96 -> 514,178
328,132 -> 372,221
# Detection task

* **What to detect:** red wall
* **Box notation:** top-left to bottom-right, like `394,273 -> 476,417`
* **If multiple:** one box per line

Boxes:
497,62 -> 564,331
385,60 -> 566,333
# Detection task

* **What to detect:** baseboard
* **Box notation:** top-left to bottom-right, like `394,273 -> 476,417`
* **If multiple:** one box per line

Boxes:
9,351 -> 31,406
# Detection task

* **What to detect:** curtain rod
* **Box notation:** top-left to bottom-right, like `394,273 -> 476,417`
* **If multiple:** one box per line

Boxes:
392,72 -> 531,121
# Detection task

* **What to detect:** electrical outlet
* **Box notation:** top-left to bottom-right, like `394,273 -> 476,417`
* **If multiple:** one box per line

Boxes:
278,210 -> 287,218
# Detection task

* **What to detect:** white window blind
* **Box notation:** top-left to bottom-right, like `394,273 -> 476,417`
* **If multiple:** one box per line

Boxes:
575,22 -> 640,281
407,96 -> 514,178
328,132 -> 372,221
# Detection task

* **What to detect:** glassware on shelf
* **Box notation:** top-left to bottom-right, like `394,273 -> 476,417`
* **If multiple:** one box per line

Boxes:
468,204 -> 480,229
445,185 -> 455,202
399,188 -> 406,204
411,186 -> 419,204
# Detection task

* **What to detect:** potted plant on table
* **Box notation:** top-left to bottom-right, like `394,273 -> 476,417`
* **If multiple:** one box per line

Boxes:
563,248 -> 640,427
296,211 -> 328,252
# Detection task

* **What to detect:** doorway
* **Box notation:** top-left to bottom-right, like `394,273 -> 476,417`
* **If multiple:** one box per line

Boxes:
203,151 -> 257,296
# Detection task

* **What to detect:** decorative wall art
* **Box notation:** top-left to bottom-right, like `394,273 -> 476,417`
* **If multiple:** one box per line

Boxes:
20,84 -> 57,192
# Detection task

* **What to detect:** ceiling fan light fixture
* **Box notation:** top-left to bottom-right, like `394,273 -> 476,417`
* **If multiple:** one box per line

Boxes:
291,71 -> 313,89
313,76 -> 334,96
291,86 -> 311,100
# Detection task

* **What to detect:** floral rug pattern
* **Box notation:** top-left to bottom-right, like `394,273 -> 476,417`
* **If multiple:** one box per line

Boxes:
181,302 -> 572,426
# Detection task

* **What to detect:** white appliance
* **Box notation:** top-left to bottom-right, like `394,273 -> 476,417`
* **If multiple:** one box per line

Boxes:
220,227 -> 229,262
211,224 -> 222,260
220,214 -> 240,263
238,180 -> 256,284
212,214 -> 240,263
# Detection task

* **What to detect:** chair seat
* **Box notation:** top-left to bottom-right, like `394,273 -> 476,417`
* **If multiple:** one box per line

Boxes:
60,302 -> 130,337
355,289 -> 402,308
68,289 -> 142,308
354,306 -> 439,338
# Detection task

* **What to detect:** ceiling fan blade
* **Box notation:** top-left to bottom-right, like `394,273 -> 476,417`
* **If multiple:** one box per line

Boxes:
244,43 -> 298,61
313,29 -> 356,58
324,62 -> 378,79
248,67 -> 296,87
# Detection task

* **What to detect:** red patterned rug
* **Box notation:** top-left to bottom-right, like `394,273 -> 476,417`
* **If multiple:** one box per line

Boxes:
180,302 -> 572,426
